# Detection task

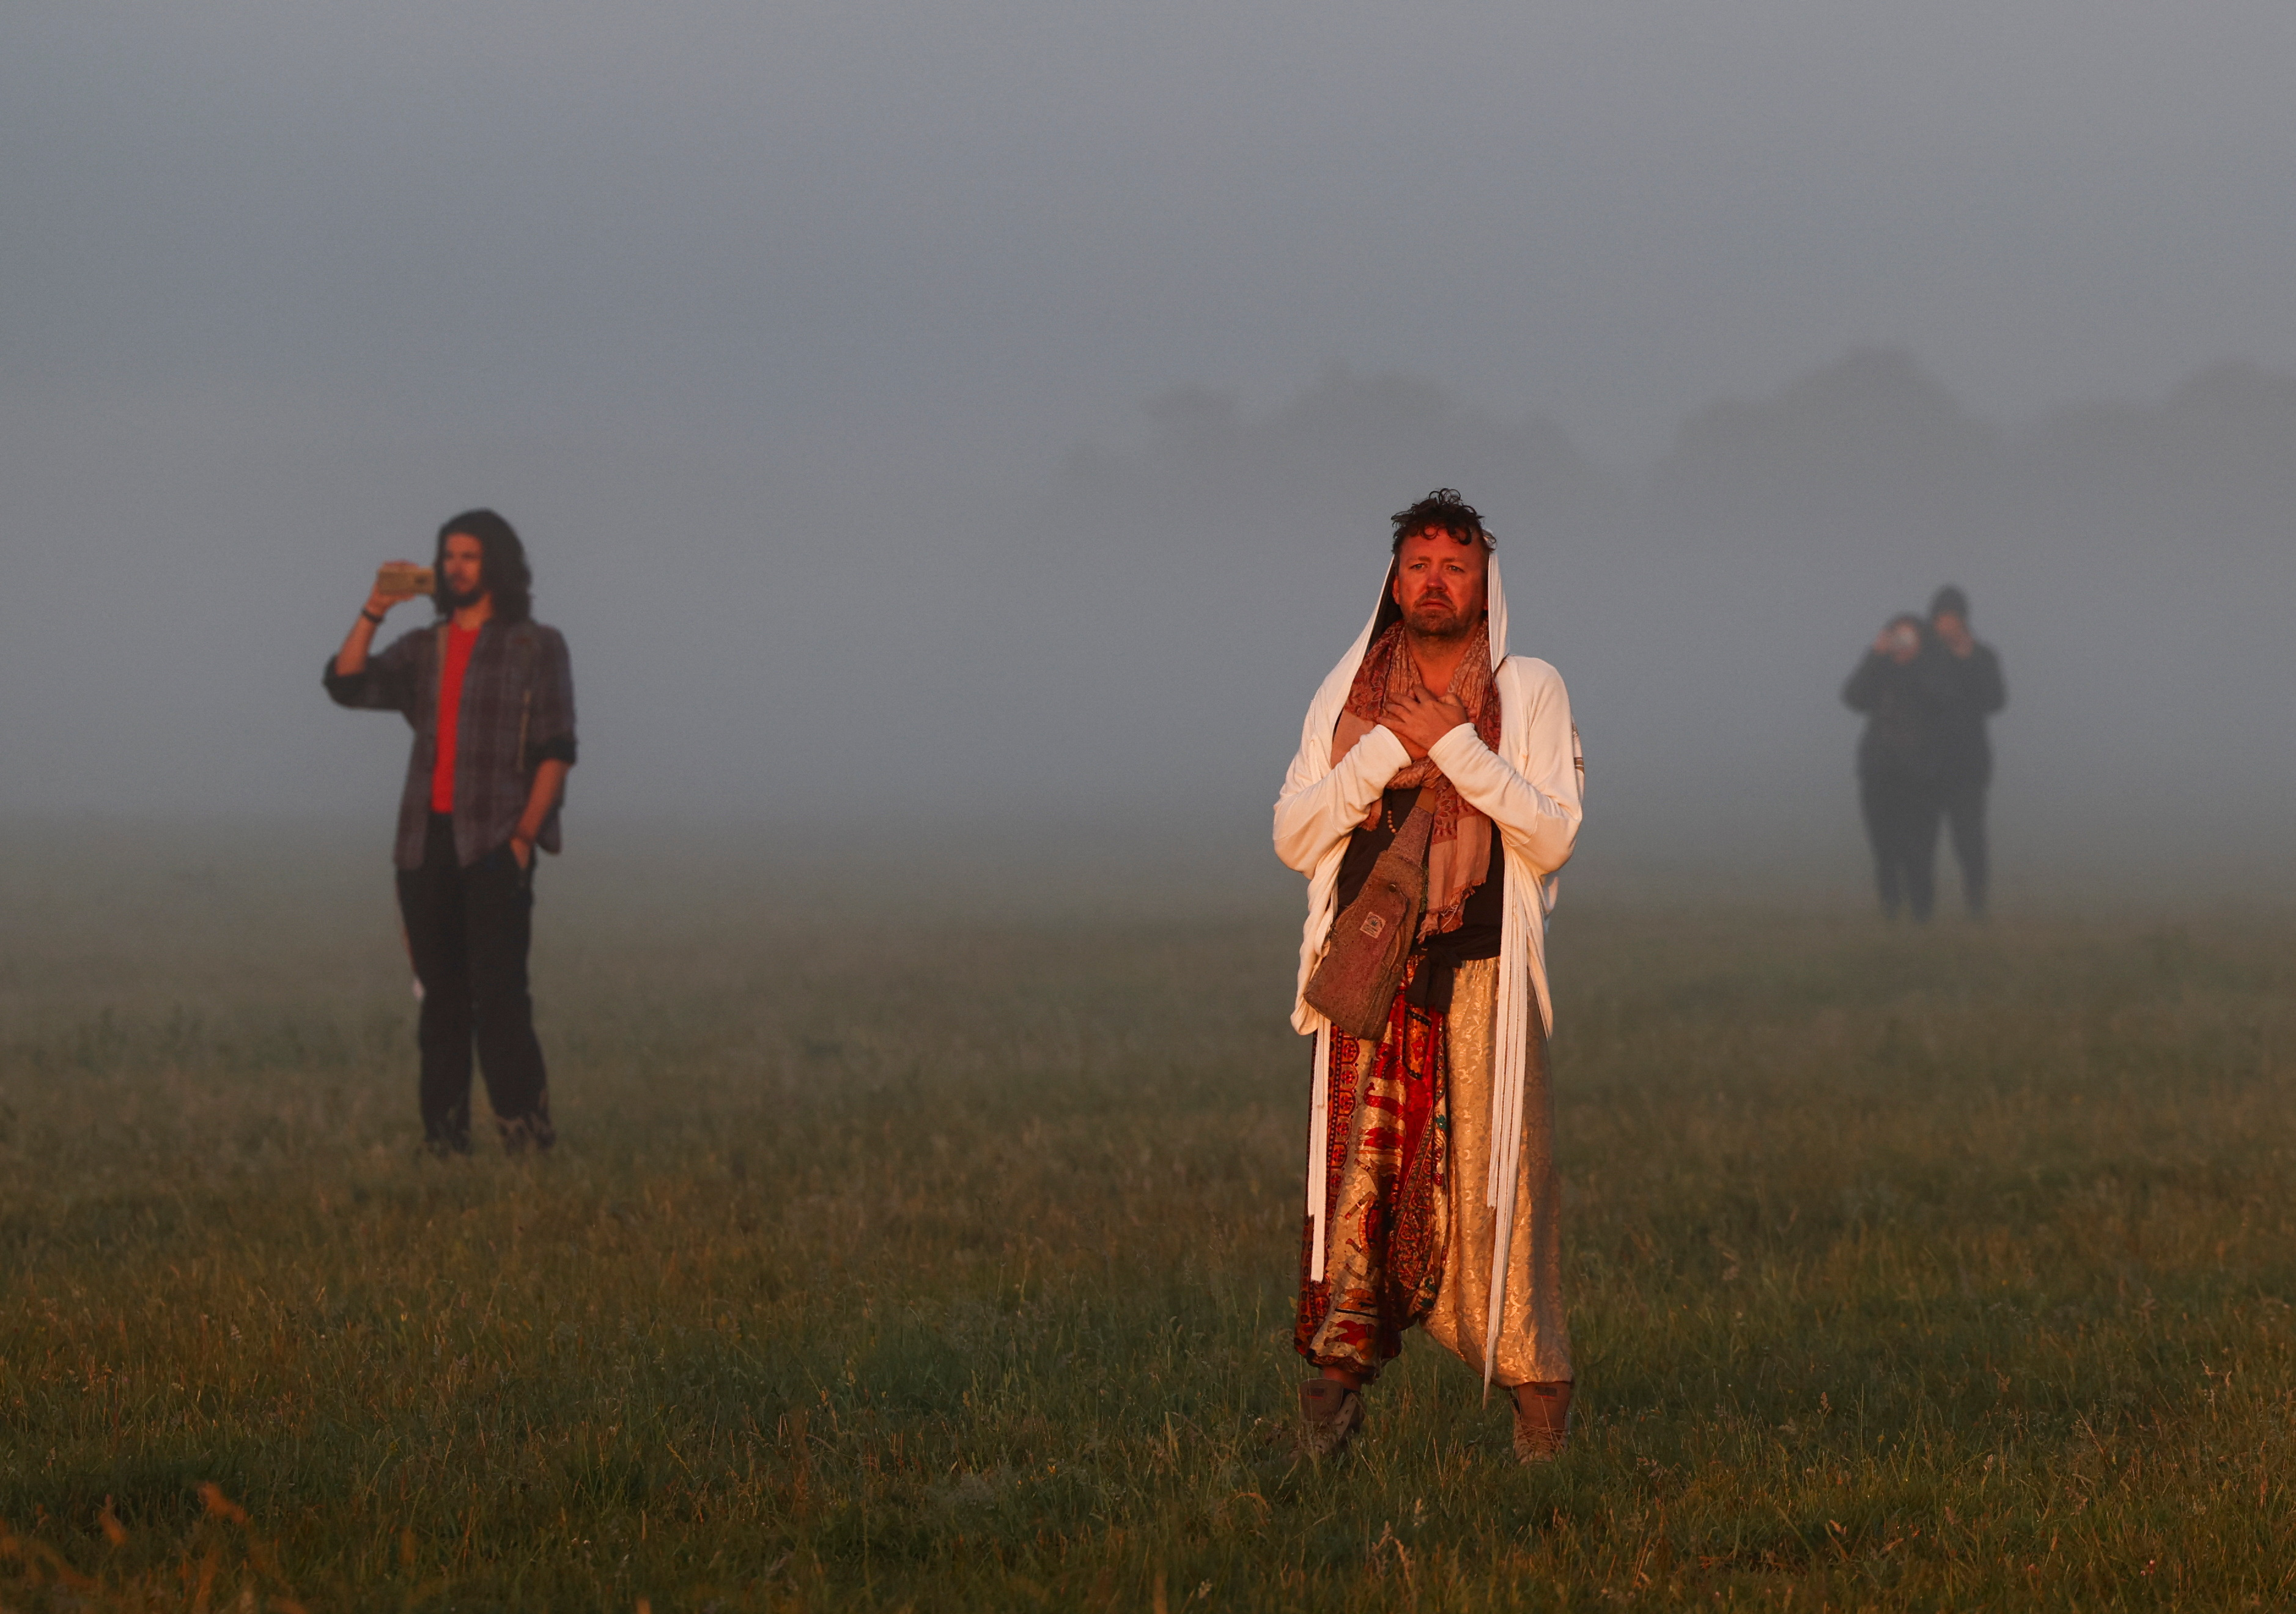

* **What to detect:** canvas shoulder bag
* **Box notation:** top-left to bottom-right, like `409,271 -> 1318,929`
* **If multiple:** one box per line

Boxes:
1304,788 -> 1433,1040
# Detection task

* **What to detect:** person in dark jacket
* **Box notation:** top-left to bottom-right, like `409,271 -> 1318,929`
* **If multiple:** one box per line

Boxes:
1842,613 -> 1941,921
1920,585 -> 2007,917
325,510 -> 577,1154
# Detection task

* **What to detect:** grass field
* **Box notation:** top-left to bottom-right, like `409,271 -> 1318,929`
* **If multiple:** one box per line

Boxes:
4,824 -> 2296,1610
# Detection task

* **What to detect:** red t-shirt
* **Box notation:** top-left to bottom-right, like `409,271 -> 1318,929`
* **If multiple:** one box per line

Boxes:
429,622 -> 482,813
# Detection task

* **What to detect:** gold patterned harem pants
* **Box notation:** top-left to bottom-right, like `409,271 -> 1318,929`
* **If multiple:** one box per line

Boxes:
1297,957 -> 1571,1387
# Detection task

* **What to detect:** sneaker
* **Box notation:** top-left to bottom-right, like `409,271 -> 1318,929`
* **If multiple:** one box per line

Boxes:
1512,1381 -> 1571,1462
1297,1378 -> 1364,1460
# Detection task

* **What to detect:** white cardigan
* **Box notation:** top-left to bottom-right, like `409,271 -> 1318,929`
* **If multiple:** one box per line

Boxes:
1272,555 -> 1583,1380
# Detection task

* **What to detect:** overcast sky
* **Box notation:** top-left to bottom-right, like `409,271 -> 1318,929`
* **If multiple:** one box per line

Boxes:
2,1 -> 2291,881
9,3 -> 2295,457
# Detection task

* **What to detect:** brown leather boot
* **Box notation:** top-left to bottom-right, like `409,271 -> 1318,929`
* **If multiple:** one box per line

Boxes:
1512,1380 -> 1571,1462
1297,1378 -> 1364,1459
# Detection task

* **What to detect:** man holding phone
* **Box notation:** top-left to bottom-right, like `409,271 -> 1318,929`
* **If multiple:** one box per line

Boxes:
325,509 -> 577,1154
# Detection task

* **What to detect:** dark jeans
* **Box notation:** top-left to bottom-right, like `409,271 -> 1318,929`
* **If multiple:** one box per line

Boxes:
396,813 -> 555,1152
1940,779 -> 1990,918
1859,776 -> 1940,923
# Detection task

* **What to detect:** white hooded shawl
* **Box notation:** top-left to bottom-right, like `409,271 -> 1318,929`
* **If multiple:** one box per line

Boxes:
1272,554 -> 1584,1384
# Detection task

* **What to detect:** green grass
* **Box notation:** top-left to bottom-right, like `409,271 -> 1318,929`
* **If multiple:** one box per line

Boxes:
4,827 -> 2296,1610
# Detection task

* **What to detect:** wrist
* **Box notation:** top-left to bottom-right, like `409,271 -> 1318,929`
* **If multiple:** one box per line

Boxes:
1425,721 -> 1479,759
360,605 -> 386,625
1370,721 -> 1418,759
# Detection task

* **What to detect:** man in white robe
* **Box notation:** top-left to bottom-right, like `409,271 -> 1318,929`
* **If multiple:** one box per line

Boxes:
1274,489 -> 1584,1461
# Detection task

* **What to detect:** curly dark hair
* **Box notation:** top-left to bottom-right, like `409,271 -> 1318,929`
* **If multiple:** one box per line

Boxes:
432,508 -> 533,624
1389,488 -> 1492,553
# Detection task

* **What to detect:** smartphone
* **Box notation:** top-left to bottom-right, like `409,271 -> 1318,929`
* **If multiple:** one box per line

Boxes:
375,562 -> 435,597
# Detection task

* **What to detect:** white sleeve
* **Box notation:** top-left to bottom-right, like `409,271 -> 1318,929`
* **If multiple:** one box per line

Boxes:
1272,721 -> 1411,875
1423,665 -> 1582,877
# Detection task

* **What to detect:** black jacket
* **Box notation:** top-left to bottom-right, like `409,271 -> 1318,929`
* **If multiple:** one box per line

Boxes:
1918,641 -> 2006,787
1842,650 -> 1938,786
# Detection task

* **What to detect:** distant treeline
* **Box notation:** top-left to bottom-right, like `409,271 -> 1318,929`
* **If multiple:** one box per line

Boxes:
1049,350 -> 2294,882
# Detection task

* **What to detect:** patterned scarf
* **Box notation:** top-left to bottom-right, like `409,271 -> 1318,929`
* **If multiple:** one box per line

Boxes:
1330,617 -> 1503,939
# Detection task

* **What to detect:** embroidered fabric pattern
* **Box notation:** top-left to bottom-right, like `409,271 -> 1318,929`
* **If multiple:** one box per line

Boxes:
1294,964 -> 1453,1378
1329,619 -> 1504,938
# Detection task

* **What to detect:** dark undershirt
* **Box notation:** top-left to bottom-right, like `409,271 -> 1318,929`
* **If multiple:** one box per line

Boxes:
1335,785 -> 1504,1009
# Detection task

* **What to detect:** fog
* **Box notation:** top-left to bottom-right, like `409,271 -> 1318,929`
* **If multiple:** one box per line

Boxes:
3,2 -> 2292,896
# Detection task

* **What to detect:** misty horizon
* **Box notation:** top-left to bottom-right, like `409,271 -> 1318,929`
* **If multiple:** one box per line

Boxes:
7,345 -> 2290,886
2,4 -> 2290,897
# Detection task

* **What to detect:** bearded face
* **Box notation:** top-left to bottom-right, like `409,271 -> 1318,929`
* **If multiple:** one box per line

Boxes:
437,531 -> 489,610
1391,526 -> 1488,641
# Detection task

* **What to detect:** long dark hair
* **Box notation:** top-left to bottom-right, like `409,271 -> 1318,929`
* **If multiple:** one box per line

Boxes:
432,508 -> 533,624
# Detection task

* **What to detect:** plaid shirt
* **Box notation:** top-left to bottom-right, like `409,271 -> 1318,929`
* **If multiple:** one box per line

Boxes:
325,619 -> 578,870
